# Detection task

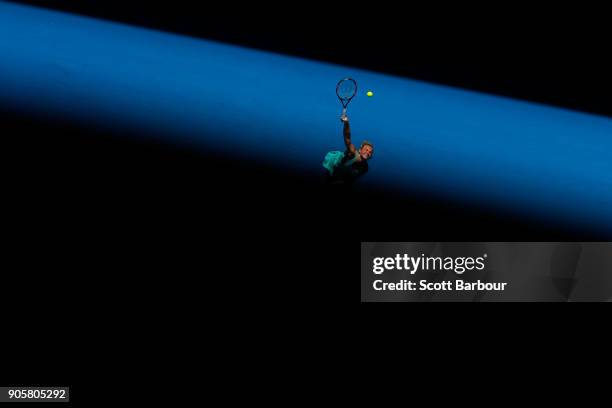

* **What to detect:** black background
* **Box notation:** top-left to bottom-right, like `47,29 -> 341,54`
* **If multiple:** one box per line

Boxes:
2,0 -> 610,397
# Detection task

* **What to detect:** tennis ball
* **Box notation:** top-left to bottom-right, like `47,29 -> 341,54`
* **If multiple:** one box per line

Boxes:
366,91 -> 374,97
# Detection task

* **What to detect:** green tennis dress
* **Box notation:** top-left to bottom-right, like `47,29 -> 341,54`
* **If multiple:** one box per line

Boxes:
322,151 -> 346,175
322,150 -> 367,181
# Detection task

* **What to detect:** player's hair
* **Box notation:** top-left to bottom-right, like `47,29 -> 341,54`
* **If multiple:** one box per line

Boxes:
361,140 -> 374,150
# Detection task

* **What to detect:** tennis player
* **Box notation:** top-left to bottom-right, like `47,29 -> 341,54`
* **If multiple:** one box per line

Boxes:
322,114 -> 373,185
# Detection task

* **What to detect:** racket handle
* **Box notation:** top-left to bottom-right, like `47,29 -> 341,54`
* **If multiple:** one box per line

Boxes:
342,107 -> 347,116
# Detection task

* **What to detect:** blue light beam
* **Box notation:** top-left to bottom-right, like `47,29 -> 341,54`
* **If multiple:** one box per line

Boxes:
1,1 -> 611,234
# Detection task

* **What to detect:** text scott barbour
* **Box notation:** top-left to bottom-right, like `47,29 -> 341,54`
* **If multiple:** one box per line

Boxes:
371,253 -> 508,291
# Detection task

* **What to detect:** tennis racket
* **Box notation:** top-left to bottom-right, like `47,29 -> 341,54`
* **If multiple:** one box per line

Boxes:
336,77 -> 357,117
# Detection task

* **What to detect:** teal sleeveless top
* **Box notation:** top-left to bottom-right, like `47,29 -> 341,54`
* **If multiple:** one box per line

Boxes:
322,150 -> 364,176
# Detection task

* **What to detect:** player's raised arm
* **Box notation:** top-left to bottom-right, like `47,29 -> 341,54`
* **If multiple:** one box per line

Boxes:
341,114 -> 356,154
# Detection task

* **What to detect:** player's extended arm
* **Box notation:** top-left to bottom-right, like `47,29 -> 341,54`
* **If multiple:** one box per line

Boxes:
342,115 -> 357,154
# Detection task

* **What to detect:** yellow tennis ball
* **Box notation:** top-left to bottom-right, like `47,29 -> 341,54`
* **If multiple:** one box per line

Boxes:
366,91 -> 374,97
